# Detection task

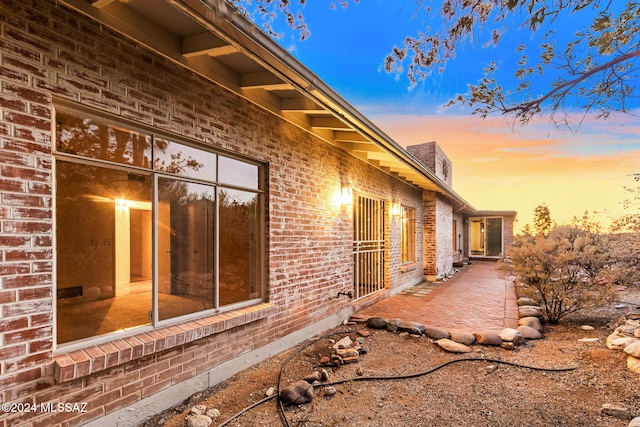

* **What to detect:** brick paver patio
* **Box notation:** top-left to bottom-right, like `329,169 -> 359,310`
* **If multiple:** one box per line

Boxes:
354,262 -> 519,334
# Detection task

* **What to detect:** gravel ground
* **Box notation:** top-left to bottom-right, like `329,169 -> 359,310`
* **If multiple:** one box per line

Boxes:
143,287 -> 640,427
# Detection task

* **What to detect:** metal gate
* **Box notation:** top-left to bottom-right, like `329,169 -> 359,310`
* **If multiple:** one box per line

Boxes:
353,194 -> 385,299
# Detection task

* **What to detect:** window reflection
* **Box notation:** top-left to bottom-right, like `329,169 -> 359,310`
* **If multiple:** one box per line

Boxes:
153,138 -> 216,180
56,161 -> 152,344
219,189 -> 259,305
219,156 -> 258,189
56,111 -> 152,168
157,179 -> 216,320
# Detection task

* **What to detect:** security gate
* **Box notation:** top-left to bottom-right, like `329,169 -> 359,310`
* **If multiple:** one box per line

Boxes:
353,194 -> 385,298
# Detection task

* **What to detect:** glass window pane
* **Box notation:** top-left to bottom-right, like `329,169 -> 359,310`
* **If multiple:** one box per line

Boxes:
56,161 -> 152,344
153,138 -> 216,180
56,110 -> 152,168
486,218 -> 503,257
157,178 -> 216,320
219,189 -> 261,305
219,156 -> 258,189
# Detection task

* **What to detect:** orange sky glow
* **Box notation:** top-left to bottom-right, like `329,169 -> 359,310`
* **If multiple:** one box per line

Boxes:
372,113 -> 640,233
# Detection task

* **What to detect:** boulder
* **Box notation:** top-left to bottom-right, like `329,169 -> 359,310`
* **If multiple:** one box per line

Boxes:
517,297 -> 537,306
366,317 -> 388,329
518,316 -> 543,331
424,326 -> 450,340
499,328 -> 525,345
387,318 -> 402,333
450,331 -> 476,346
474,331 -> 502,346
630,416 -> 640,427
518,305 -> 543,318
398,321 -> 425,335
606,334 -> 638,351
518,325 -> 543,340
601,403 -> 632,420
280,380 -> 314,405
185,415 -> 213,427
623,340 -> 640,358
435,338 -> 472,353
627,355 -> 640,374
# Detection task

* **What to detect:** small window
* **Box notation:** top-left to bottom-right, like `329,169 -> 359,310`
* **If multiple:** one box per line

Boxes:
401,206 -> 416,264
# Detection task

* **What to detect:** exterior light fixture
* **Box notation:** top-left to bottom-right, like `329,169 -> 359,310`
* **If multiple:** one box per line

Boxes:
390,202 -> 402,218
341,187 -> 353,206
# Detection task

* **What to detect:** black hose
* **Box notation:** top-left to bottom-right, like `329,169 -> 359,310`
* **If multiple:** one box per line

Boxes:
216,331 -> 577,427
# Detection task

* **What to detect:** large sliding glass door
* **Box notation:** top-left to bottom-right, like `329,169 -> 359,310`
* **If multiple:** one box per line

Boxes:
470,217 -> 503,257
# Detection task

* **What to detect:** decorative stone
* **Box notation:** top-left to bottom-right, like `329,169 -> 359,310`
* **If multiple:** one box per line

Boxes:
518,305 -> 543,318
280,380 -> 314,405
205,409 -> 220,419
629,416 -> 640,427
329,354 -> 343,365
303,371 -> 322,384
357,329 -> 370,337
398,321 -> 425,335
499,328 -> 524,345
185,414 -> 213,427
333,336 -> 353,349
366,317 -> 388,329
518,325 -> 543,340
424,326 -> 450,340
580,325 -> 595,331
320,369 -> 330,382
627,355 -> 640,374
578,338 -> 600,343
601,403 -> 632,420
623,340 -> 640,358
449,331 -> 475,346
343,356 -> 359,364
626,312 -> 640,320
336,348 -> 360,358
501,342 -> 516,350
607,335 -> 637,351
517,297 -> 537,306
189,405 -> 207,415
435,338 -> 472,353
266,387 -> 277,397
518,316 -> 543,331
474,332 -> 502,346
323,386 -> 337,397
387,318 -> 402,333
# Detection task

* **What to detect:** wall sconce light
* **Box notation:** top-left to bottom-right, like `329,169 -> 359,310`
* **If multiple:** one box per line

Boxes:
340,187 -> 353,206
390,202 -> 401,218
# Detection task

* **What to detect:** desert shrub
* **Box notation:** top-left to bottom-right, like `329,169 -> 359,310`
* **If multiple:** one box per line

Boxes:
505,225 -> 617,324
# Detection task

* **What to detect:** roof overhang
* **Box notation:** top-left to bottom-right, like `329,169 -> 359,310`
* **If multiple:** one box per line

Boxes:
61,0 -> 474,207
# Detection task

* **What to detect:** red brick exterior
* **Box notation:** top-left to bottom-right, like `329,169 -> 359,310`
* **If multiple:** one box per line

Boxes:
0,1 -> 425,425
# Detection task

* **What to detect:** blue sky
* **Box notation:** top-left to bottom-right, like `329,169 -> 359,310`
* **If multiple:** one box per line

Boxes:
254,0 -> 640,230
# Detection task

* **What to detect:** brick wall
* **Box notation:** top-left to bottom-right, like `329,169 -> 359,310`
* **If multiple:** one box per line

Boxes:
407,141 -> 453,187
0,1 -> 424,425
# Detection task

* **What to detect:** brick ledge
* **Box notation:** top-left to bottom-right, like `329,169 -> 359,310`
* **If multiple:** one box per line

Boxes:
53,302 -> 275,383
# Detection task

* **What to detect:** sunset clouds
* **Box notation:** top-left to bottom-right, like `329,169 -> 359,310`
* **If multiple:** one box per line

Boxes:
371,112 -> 640,231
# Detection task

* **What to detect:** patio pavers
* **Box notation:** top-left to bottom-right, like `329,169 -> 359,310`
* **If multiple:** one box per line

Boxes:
354,262 -> 519,334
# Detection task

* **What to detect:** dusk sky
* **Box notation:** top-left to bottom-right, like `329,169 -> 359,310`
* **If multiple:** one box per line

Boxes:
255,0 -> 640,231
